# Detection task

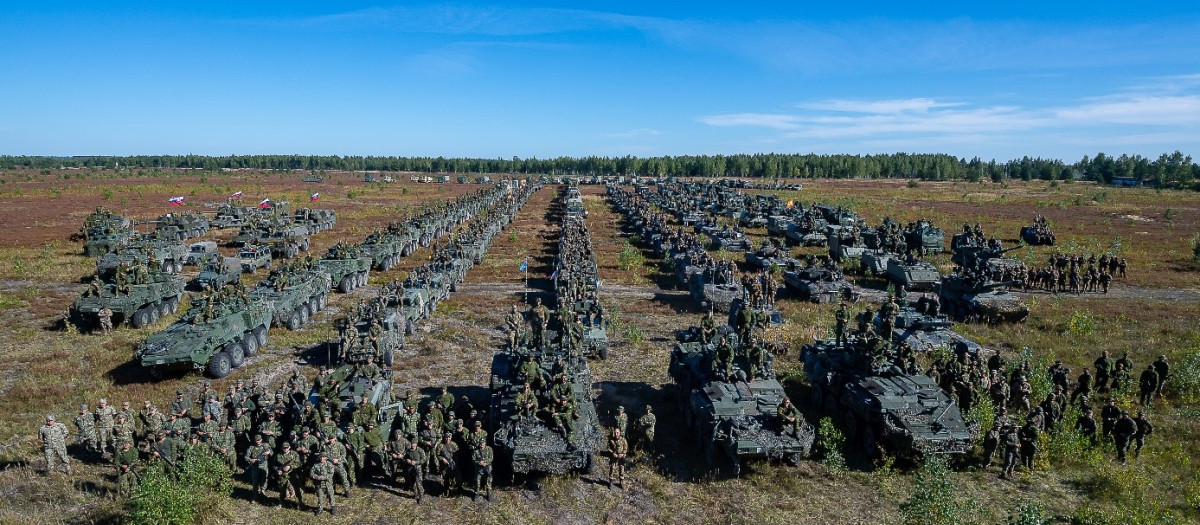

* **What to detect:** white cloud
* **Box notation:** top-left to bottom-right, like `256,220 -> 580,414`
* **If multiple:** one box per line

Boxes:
605,128 -> 662,138
799,98 -> 966,114
1055,95 -> 1200,126
697,113 -> 801,130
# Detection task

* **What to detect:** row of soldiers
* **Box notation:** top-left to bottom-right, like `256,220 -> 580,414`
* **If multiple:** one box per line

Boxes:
739,269 -> 779,309
189,282 -> 250,324
1023,263 -> 1114,294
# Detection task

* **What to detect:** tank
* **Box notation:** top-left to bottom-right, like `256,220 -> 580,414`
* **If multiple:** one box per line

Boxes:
210,204 -> 255,229
670,328 -> 815,475
96,236 -> 188,276
314,243 -> 371,293
248,265 -> 332,330
937,275 -> 1029,324
785,222 -> 828,247
884,257 -> 942,291
802,338 -> 977,458
487,347 -> 602,475
743,241 -> 800,270
689,272 -> 743,313
710,230 -> 752,252
70,272 -> 185,331
876,304 -> 986,355
135,292 -> 274,378
782,265 -> 858,304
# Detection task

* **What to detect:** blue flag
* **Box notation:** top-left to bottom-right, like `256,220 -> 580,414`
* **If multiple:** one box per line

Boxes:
519,259 -> 528,272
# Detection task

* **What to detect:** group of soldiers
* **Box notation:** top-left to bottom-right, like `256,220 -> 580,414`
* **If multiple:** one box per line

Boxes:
1022,253 -> 1128,294
739,270 -> 779,309
605,405 -> 656,489
189,282 -> 250,324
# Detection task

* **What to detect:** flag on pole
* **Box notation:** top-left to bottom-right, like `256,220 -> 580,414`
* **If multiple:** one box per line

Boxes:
258,198 -> 272,209
230,191 -> 243,199
168,196 -> 185,206
310,192 -> 320,202
518,259 -> 528,272
550,269 -> 558,281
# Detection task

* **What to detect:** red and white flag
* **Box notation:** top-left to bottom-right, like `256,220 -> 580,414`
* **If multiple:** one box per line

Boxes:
230,191 -> 243,199
258,198 -> 272,209
168,196 -> 185,206
310,192 -> 320,202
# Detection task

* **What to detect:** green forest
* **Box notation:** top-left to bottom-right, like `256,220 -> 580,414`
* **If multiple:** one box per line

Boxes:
1,151 -> 1195,188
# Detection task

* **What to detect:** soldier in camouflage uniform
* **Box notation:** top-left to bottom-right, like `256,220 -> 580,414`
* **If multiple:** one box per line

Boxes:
321,434 -> 352,496
113,413 -> 135,446
636,405 -> 656,452
275,441 -> 305,508
113,440 -> 140,496
472,440 -> 494,502
310,454 -> 337,516
73,404 -> 98,454
98,306 -> 113,333
608,428 -> 628,489
614,405 -> 628,436
403,440 -> 427,502
244,434 -> 272,499
434,432 -> 459,497
95,398 -> 117,457
39,415 -> 71,475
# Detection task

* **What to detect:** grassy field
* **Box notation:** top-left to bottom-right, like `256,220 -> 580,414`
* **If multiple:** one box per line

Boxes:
0,170 -> 1197,525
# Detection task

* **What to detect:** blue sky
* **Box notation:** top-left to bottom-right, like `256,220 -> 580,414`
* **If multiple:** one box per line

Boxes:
2,2 -> 1199,161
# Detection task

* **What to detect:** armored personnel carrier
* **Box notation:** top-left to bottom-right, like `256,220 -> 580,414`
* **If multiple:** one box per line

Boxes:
191,257 -> 243,291
152,212 -> 210,241
263,225 -> 311,259
782,265 -> 857,304
876,304 -> 986,355
744,240 -> 799,270
689,272 -> 743,313
249,265 -> 331,330
827,224 -> 868,262
1020,225 -> 1055,246
884,257 -> 942,291
96,236 -> 188,276
80,208 -> 135,256
802,337 -> 976,458
488,346 -> 602,475
135,291 -> 273,378
358,229 -> 407,271
337,309 -> 404,367
904,220 -> 944,254
294,208 -> 336,233
314,243 -> 371,293
670,327 -> 814,475
71,272 -> 185,331
937,274 -> 1028,324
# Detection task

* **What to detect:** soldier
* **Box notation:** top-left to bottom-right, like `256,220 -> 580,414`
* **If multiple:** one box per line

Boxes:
113,413 -> 135,446
700,309 -> 716,345
469,420 -> 488,449
310,454 -> 337,516
980,422 -> 1000,468
38,415 -> 71,476
1075,409 -> 1099,445
608,428 -> 628,490
437,387 -> 455,416
404,440 -> 427,503
777,397 -> 801,435
170,389 -> 192,420
97,306 -> 113,333
244,434 -> 272,499
505,304 -> 523,350
999,423 -> 1020,480
834,302 -> 848,347
1138,365 -> 1159,405
362,422 -> 385,479
113,440 -> 140,495
1070,368 -> 1092,404
1133,411 -> 1153,459
1113,411 -> 1137,463
1018,419 -> 1039,471
434,432 -> 459,497
514,383 -> 538,419
614,406 -> 628,436
472,440 -> 494,502
531,298 -> 549,349
210,422 -> 237,469
95,398 -> 117,457
73,404 -> 98,455
275,440 -> 305,509
1152,355 -> 1170,398
636,405 -> 656,452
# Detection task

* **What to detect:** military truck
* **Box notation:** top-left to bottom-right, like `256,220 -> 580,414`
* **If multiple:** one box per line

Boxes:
670,327 -> 814,475
884,257 -> 942,291
191,257 -> 243,291
314,243 -> 371,293
238,245 -> 272,274
71,272 -> 185,331
488,347 -> 602,475
135,293 -> 273,378
96,236 -> 188,276
294,208 -> 336,233
185,241 -> 219,266
782,265 -> 857,304
937,274 -> 1028,324
249,266 -> 331,330
802,337 -> 976,459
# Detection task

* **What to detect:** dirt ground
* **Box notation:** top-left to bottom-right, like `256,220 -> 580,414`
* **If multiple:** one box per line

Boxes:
0,170 -> 1197,525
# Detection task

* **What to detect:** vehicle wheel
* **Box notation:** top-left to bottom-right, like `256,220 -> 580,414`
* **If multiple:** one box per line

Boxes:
862,425 -> 880,460
158,301 -> 171,319
286,313 -> 302,330
339,277 -> 352,293
131,309 -> 148,328
241,335 -> 258,361
169,295 -> 181,313
358,272 -> 368,287
208,352 -> 232,378
307,300 -> 317,316
405,318 -> 415,335
252,326 -> 268,349
298,306 -> 309,325
598,345 -> 608,360
148,305 -> 160,325
318,294 -> 327,309
383,345 -> 394,366
175,262 -> 184,273
227,342 -> 246,368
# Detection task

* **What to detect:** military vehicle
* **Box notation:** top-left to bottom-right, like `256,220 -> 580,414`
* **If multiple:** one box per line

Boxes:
876,304 -> 986,355
766,216 -> 794,236
728,298 -> 783,327
391,283 -> 436,335
884,257 -> 942,291
249,266 -> 331,330
238,245 -> 272,273
743,240 -> 799,270
488,346 -> 602,475
782,265 -> 858,304
358,229 -> 407,271
827,224 -> 868,262
135,292 -> 273,378
185,241 -> 219,266
263,225 -> 311,259
70,272 -> 185,331
96,236 -> 188,276
301,173 -> 324,183
1020,225 -> 1055,246
314,243 -> 371,293
191,257 -> 243,291
802,337 -> 976,458
689,272 -> 743,313
904,220 -> 945,255
337,309 -> 404,367
670,327 -> 814,474
293,208 -> 336,233
80,208 -> 135,256
313,362 -> 400,441
152,212 -> 210,241
937,274 -> 1028,324
209,204 -> 254,229
785,222 -> 828,247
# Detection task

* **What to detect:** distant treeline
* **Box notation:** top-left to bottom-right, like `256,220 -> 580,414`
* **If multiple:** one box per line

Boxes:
1,151 -> 1195,188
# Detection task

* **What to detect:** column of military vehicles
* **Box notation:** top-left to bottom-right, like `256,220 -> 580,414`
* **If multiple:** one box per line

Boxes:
488,184 -> 603,476
133,184 -> 528,379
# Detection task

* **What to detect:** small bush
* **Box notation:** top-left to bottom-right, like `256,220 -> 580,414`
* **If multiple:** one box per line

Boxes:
1007,504 -> 1050,525
907,179 -> 920,188
900,455 -> 977,525
815,417 -> 846,472
1166,339 -> 1200,403
1067,311 -> 1096,337
617,241 -> 644,272
128,446 -> 231,525
102,188 -> 114,201
1191,235 -> 1200,269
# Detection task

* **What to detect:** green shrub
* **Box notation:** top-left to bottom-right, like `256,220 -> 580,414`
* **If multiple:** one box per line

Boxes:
900,455 -> 977,525
617,241 -> 644,272
1007,504 -> 1050,525
815,417 -> 846,472
1165,339 -> 1200,403
1067,311 -> 1096,337
128,447 -> 231,525
907,179 -> 920,188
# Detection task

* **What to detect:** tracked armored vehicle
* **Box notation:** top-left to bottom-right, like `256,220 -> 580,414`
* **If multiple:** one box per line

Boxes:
689,272 -> 743,313
210,204 -> 255,229
488,346 -> 602,475
1020,225 -> 1055,246
782,265 -> 857,304
802,337 -> 976,459
249,266 -> 331,330
937,275 -> 1028,324
884,257 -> 942,291
96,236 -> 188,276
314,243 -> 371,293
670,327 -> 814,475
152,212 -> 210,241
877,304 -> 986,355
743,240 -> 799,270
904,220 -> 945,255
135,292 -> 273,378
71,272 -> 185,331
